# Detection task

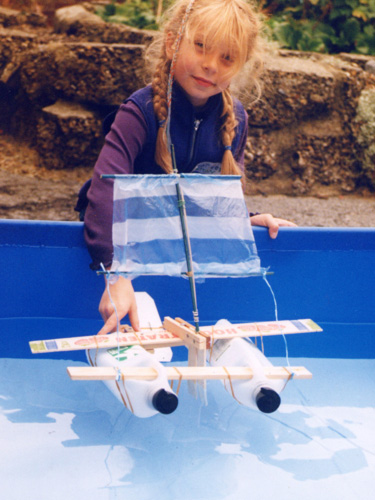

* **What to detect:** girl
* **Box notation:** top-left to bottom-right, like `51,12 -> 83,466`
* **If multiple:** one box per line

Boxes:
83,0 -> 296,335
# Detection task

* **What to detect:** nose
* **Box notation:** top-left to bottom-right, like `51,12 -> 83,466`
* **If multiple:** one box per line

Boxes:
202,52 -> 218,73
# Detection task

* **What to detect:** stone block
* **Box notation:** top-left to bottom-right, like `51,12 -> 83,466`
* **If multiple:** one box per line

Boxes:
37,100 -> 103,169
244,52 -> 362,129
54,5 -> 105,33
19,41 -> 145,106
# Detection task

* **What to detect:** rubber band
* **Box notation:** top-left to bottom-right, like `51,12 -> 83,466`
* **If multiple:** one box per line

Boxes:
87,349 -> 94,367
115,377 -> 130,412
223,366 -> 242,405
132,329 -> 145,349
120,373 -> 135,414
208,326 -> 215,363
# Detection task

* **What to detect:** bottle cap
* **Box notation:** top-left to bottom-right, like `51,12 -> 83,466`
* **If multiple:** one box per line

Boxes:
152,389 -> 178,414
256,387 -> 281,413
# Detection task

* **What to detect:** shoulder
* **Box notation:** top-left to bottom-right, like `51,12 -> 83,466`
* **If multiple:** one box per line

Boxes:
124,85 -> 156,133
125,85 -> 154,112
233,97 -> 248,125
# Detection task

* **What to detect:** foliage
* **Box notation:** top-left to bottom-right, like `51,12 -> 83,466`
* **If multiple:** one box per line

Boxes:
262,0 -> 375,55
94,1 -> 375,54
95,1 -> 171,31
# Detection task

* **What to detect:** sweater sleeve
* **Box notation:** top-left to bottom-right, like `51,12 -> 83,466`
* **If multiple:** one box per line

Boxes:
84,101 -> 148,270
234,104 -> 248,172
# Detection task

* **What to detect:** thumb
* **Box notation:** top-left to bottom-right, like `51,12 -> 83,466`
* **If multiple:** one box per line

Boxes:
268,222 -> 279,239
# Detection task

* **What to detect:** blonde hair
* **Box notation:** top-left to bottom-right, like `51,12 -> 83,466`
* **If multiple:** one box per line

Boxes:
146,0 -> 263,175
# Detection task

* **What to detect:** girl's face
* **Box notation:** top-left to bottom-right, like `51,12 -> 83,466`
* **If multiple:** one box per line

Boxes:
166,34 -> 238,108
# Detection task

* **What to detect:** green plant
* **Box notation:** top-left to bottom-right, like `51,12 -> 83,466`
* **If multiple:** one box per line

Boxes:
262,0 -> 375,55
96,1 -> 171,31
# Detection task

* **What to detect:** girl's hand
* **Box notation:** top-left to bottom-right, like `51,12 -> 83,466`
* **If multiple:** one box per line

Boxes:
97,275 -> 140,335
250,213 -> 297,239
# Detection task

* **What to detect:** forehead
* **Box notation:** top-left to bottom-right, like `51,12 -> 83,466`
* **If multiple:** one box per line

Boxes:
185,28 -> 240,56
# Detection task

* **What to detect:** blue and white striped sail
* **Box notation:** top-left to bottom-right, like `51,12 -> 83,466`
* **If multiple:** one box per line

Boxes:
110,173 -> 262,278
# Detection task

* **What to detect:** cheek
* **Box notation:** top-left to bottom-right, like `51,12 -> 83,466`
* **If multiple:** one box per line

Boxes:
178,56 -> 195,76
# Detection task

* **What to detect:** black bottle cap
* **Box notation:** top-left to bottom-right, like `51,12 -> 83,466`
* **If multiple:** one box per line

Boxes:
256,387 -> 281,413
152,389 -> 178,414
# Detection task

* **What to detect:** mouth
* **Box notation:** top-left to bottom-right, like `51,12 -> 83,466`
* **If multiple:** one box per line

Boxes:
192,76 -> 215,88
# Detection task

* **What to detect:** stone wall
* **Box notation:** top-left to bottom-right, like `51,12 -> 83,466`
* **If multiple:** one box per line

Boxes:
1,3 -> 375,195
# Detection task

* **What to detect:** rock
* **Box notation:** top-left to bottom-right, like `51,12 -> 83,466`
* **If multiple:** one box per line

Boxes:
54,5 -> 105,33
54,4 -> 154,45
0,6 -> 46,28
0,27 -> 36,79
0,5 -> 375,192
243,50 -> 375,195
36,100 -> 103,169
365,60 -> 375,75
19,41 -> 145,106
0,6 -> 24,27
245,53 -> 336,129
355,88 -> 375,189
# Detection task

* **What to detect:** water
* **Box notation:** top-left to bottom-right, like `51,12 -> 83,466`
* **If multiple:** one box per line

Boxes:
1,356 -> 374,500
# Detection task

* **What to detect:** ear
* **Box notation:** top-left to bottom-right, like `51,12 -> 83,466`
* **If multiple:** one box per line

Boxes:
165,32 -> 176,60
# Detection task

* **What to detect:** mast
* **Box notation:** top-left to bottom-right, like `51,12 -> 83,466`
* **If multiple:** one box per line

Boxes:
171,144 -> 200,332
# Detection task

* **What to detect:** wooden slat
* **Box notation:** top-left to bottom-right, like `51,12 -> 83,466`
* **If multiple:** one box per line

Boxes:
198,319 -> 322,340
163,317 -> 206,349
67,365 -> 312,381
30,318 -> 322,354
29,328 -> 184,354
264,366 -> 312,380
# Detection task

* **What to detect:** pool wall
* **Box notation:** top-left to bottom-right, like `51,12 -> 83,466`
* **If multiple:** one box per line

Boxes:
1,220 -> 374,360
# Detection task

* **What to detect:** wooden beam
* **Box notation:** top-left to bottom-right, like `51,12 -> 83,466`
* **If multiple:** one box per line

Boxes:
30,328 -> 184,354
163,317 -> 206,349
198,319 -> 322,340
264,366 -> 312,380
67,365 -> 312,381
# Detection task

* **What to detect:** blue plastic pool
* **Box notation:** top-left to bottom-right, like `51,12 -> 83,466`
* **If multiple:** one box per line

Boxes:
0,220 -> 374,499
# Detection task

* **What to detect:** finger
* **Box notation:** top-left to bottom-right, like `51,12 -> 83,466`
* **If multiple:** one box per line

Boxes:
97,312 -> 119,335
268,223 -> 279,239
275,219 -> 298,227
128,305 -> 140,332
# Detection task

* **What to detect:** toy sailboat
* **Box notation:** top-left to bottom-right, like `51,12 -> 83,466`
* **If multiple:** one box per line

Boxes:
30,173 -> 322,415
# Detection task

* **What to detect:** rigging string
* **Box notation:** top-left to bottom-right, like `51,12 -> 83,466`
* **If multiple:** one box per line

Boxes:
262,272 -> 295,388
100,265 -> 136,410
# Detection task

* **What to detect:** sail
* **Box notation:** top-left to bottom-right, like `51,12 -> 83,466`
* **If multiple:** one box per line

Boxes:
110,173 -> 262,278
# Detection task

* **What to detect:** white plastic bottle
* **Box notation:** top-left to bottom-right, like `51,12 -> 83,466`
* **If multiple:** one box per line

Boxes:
208,320 -> 284,413
87,345 -> 178,418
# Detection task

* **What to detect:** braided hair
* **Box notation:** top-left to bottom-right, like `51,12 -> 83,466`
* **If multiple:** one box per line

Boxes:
146,0 -> 263,175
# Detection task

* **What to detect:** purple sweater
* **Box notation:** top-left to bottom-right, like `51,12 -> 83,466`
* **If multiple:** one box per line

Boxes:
84,84 -> 249,269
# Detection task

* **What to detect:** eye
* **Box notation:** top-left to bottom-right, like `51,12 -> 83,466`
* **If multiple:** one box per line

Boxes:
222,53 -> 234,64
195,40 -> 204,50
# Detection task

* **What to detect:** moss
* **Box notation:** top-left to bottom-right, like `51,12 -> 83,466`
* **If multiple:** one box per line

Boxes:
355,88 -> 375,187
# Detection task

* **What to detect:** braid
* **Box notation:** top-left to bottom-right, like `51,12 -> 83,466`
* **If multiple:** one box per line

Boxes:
220,88 -> 242,177
152,57 -> 173,173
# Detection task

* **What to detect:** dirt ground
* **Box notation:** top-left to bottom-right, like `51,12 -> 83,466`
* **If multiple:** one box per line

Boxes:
1,133 -> 375,227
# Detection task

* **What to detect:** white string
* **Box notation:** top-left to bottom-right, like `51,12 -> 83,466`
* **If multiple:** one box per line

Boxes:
101,264 -> 121,362
262,273 -> 295,387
